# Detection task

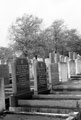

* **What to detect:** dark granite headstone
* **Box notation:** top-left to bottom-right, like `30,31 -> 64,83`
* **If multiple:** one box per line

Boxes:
35,61 -> 49,94
0,65 -> 9,85
15,58 -> 30,95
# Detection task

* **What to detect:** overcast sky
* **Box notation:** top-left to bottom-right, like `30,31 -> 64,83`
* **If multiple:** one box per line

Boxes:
0,0 -> 81,47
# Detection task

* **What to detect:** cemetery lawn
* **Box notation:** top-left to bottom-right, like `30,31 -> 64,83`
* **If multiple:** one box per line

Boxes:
0,114 -> 65,120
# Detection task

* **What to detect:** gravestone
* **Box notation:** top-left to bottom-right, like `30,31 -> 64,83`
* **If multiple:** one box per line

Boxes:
0,65 -> 9,112
73,52 -> 77,60
67,60 -> 76,78
59,62 -> 68,82
48,63 -> 59,89
55,53 -> 60,63
34,61 -> 49,94
69,52 -> 73,60
11,57 -> 32,99
49,52 -> 55,63
75,57 -> 81,74
0,65 -> 9,85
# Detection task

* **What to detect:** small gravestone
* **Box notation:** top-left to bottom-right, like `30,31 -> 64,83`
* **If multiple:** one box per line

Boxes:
34,61 -> 49,94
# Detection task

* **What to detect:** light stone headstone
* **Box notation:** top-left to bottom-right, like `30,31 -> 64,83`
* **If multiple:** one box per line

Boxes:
0,65 -> 9,112
60,55 -> 64,62
69,52 -> 73,60
75,57 -> 81,74
59,62 -> 68,82
0,78 -> 5,112
55,53 -> 60,63
64,56 -> 69,63
67,60 -> 76,78
49,52 -> 55,63
73,52 -> 77,60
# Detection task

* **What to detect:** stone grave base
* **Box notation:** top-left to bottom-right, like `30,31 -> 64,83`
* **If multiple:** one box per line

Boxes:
38,89 -> 50,94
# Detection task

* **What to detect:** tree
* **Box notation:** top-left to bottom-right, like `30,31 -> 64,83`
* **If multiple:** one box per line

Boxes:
0,47 -> 14,62
63,29 -> 81,55
9,14 -> 43,58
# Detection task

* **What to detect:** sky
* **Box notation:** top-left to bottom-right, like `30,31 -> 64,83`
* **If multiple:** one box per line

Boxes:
0,0 -> 81,47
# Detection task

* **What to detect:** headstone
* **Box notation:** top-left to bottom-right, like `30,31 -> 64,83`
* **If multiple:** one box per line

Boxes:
45,58 -> 50,68
49,52 -> 55,63
60,55 -> 64,62
75,57 -> 81,74
64,56 -> 69,63
67,60 -> 76,78
69,52 -> 73,60
55,53 -> 60,63
33,61 -> 49,94
73,52 -> 77,60
48,63 -> 59,89
11,57 -> 32,99
0,78 -> 5,112
59,62 -> 68,82
0,65 -> 9,85
0,65 -> 9,112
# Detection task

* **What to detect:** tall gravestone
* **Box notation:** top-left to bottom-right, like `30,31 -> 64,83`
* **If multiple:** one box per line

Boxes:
33,61 -> 49,94
55,52 -> 60,63
0,65 -> 9,112
11,57 -> 32,107
75,56 -> 81,74
69,52 -> 73,60
73,52 -> 77,60
48,63 -> 59,89
67,60 -> 76,78
59,62 -> 68,82
49,52 -> 55,63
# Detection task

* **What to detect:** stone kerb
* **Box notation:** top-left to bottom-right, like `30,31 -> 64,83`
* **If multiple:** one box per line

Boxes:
59,62 -> 68,82
33,60 -> 49,94
75,56 -> 81,74
48,63 -> 59,89
67,60 -> 76,78
11,57 -> 32,99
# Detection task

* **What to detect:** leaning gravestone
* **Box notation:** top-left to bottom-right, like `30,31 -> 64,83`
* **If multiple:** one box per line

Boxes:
34,60 -> 50,94
11,57 -> 32,99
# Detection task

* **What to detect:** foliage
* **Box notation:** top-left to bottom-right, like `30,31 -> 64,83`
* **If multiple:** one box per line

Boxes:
9,14 -> 43,58
0,47 -> 14,62
8,14 -> 81,58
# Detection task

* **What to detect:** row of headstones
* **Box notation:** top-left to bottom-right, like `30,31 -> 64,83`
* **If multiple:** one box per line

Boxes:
48,51 -> 81,88
0,56 -> 50,112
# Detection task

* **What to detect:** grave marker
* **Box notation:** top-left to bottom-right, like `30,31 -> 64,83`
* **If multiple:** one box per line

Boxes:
67,60 -> 76,78
11,57 -> 32,99
34,61 -> 49,94
48,63 -> 59,89
0,65 -> 9,112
